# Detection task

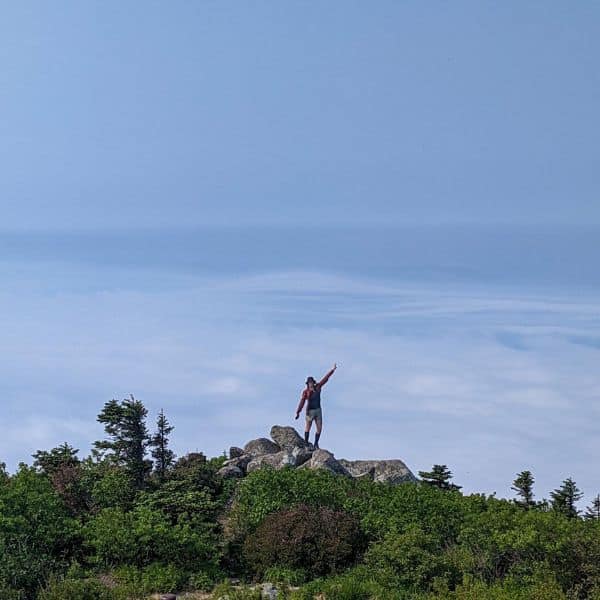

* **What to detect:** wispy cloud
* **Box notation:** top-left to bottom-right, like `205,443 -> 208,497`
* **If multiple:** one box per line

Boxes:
0,262 -> 599,506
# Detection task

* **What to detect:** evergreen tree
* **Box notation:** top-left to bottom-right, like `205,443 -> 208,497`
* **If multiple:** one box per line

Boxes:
550,477 -> 583,519
584,494 -> 600,520
94,394 -> 152,488
418,464 -> 462,491
511,470 -> 535,509
150,408 -> 175,481
33,442 -> 79,475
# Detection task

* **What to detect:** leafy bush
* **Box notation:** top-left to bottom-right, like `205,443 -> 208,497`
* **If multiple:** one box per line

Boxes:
231,468 -> 468,544
423,574 -> 568,600
0,466 -> 80,596
0,586 -> 24,600
243,504 -> 364,577
264,566 -> 307,586
231,468 -> 352,535
84,505 -> 221,571
365,524 -> 460,592
113,563 -> 188,594
38,577 -> 115,600
291,565 -> 405,600
210,581 -> 262,599
88,465 -> 136,511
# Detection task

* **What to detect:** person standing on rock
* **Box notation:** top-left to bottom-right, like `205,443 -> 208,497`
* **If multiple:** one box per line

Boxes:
295,363 -> 337,448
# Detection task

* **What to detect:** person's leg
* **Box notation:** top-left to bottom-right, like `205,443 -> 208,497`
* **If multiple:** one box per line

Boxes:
314,411 -> 323,448
304,413 -> 313,443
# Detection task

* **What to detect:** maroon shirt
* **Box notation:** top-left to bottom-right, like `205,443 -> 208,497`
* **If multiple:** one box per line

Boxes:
296,368 -> 335,415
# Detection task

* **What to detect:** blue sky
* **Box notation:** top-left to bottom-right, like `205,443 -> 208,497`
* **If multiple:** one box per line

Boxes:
1,3 -> 599,504
1,2 -> 599,228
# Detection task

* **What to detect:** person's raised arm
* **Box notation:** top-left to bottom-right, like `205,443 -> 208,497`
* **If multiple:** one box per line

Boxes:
295,389 -> 307,420
318,363 -> 337,387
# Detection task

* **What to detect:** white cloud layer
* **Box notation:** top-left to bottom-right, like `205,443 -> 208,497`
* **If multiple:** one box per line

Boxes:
0,263 -> 599,507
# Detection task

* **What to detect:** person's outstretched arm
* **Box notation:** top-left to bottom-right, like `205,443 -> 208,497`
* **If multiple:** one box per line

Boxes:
295,389 -> 308,419
318,363 -> 337,387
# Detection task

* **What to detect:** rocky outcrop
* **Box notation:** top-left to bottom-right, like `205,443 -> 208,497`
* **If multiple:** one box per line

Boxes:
339,459 -> 416,484
218,464 -> 244,479
243,438 -> 280,457
270,425 -> 308,451
217,425 -> 416,484
299,449 -> 351,477
229,446 -> 244,459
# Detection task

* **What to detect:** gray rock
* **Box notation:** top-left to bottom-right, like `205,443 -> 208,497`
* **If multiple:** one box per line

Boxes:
229,446 -> 244,459
223,454 -> 253,473
243,437 -> 281,457
339,459 -> 417,484
246,450 -> 298,473
303,449 -> 351,477
290,445 -> 313,467
217,464 -> 244,479
261,582 -> 278,599
270,425 -> 308,451
160,594 -> 177,600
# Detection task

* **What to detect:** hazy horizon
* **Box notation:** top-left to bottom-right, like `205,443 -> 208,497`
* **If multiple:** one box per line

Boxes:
2,224 -> 599,507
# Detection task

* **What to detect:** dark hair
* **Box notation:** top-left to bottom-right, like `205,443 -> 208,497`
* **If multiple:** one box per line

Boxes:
306,376 -> 316,385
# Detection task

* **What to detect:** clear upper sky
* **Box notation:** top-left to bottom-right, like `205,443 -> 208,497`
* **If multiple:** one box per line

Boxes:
1,1 -> 599,229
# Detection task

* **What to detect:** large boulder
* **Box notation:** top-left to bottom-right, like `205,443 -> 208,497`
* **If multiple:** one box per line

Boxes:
217,464 -> 244,479
223,454 -> 253,473
302,449 -> 351,477
270,425 -> 308,451
246,448 -> 312,473
339,459 -> 416,484
229,446 -> 244,459
247,451 -> 292,473
290,445 -> 313,467
243,437 -> 280,457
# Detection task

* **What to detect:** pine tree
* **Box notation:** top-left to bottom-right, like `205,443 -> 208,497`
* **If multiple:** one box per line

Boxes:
33,442 -> 80,475
418,464 -> 462,491
511,470 -> 535,509
150,409 -> 175,481
550,477 -> 583,519
584,494 -> 600,520
94,394 -> 152,488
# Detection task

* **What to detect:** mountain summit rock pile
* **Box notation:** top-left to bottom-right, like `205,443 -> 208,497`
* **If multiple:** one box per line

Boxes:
218,425 -> 416,484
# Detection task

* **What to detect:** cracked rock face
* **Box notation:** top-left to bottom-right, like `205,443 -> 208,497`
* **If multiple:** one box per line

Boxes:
339,459 -> 417,484
302,449 -> 351,477
229,446 -> 244,459
270,425 -> 308,451
243,437 -> 281,457
217,425 -> 416,484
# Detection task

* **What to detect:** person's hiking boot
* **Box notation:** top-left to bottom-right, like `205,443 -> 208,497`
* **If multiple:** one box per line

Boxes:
314,433 -> 321,449
304,431 -> 310,444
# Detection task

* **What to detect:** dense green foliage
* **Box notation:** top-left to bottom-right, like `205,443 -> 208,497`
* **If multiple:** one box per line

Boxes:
3,397 -> 600,598
243,504 -> 364,577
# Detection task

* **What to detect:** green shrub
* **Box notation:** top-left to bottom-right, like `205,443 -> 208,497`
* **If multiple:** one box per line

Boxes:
83,505 -> 221,570
231,468 -> 468,545
291,565 -> 406,600
243,504 -> 364,578
210,581 -> 262,599
364,524 -> 460,592
231,468 -> 352,535
38,577 -> 115,600
0,466 -> 80,596
188,570 -> 215,592
264,566 -> 307,586
113,563 -> 187,594
423,574 -> 567,599
0,586 -> 24,600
